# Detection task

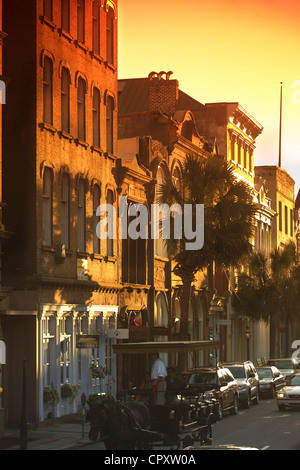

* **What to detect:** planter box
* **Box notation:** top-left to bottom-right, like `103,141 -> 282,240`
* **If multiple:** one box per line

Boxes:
0,408 -> 5,438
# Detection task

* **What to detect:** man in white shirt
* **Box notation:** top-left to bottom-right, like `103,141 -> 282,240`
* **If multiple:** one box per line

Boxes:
151,353 -> 167,405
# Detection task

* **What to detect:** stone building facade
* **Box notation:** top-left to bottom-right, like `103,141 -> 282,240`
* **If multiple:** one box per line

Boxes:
1,0 -> 119,424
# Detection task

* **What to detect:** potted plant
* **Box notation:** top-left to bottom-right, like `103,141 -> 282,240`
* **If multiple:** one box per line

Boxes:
43,384 -> 59,409
61,383 -> 80,404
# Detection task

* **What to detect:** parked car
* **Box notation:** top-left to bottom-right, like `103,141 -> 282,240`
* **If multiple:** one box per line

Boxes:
182,366 -> 239,420
222,361 -> 259,408
267,358 -> 300,384
256,366 -> 285,398
276,373 -> 300,410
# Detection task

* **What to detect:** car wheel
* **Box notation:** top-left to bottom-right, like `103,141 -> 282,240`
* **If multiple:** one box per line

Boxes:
278,404 -> 286,411
244,392 -> 251,409
217,400 -> 223,420
254,389 -> 259,405
270,386 -> 276,399
230,395 -> 239,415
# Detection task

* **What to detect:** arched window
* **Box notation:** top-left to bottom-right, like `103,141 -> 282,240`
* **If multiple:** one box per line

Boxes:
93,184 -> 101,254
77,178 -> 86,252
106,95 -> 114,154
106,189 -> 114,256
155,165 -> 168,258
77,0 -> 85,44
154,292 -> 168,327
61,68 -> 71,133
43,57 -> 53,125
92,0 -> 101,55
77,77 -> 86,141
43,168 -> 53,246
61,173 -> 70,249
93,87 -> 101,148
106,6 -> 114,64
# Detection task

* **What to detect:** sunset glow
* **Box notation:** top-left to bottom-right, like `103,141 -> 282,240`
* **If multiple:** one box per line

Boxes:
119,0 -> 300,193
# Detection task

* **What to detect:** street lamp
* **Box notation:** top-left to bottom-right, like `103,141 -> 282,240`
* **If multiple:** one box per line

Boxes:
245,327 -> 251,361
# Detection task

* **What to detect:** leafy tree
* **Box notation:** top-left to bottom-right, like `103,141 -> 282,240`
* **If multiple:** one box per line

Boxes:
156,154 -> 256,366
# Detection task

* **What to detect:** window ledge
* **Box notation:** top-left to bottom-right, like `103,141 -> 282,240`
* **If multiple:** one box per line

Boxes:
154,255 -> 169,263
104,151 -> 116,161
75,138 -> 89,148
89,51 -> 104,63
77,251 -> 89,259
104,61 -> 117,73
58,28 -> 73,42
74,40 -> 89,53
90,253 -> 103,261
39,122 -> 57,134
58,130 -> 73,141
91,145 -> 103,155
39,16 -> 56,30
42,245 -> 56,253
104,255 -> 117,263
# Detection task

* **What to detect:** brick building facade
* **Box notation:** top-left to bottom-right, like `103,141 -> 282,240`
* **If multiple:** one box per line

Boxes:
1,0 -> 119,424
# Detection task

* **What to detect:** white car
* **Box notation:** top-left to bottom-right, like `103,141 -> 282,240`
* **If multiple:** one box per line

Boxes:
277,373 -> 300,410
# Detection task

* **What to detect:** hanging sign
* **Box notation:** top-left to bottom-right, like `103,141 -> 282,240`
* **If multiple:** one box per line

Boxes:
107,329 -> 129,339
76,335 -> 99,349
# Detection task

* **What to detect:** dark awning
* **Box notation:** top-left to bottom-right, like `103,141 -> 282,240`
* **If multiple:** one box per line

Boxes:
113,340 -> 220,355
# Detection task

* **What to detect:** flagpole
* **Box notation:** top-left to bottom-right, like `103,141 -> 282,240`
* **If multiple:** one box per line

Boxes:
278,82 -> 283,168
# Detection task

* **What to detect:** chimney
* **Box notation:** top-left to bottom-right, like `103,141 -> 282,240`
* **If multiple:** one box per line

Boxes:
148,71 -> 179,116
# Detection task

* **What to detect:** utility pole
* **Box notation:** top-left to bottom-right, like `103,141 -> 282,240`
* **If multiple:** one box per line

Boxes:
278,82 -> 283,168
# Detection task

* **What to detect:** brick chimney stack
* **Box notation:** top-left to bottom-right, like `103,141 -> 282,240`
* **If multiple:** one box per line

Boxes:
148,71 -> 179,116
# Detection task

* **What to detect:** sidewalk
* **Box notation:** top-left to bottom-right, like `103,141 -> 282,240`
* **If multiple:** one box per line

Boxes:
0,415 -> 106,450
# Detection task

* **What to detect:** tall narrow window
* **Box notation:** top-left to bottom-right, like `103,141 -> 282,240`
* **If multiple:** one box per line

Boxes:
107,189 -> 114,257
77,77 -> 86,141
78,179 -> 86,252
61,68 -> 71,133
285,205 -> 288,235
61,0 -> 70,32
44,0 -> 53,20
43,57 -> 53,125
106,6 -> 114,64
43,168 -> 53,246
77,0 -> 85,44
93,185 -> 100,254
93,87 -> 101,148
92,0 -> 100,55
106,95 -> 114,154
279,201 -> 282,232
290,208 -> 294,237
61,173 -> 70,249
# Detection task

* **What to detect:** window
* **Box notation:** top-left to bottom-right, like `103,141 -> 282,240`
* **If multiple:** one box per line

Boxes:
59,316 -> 71,385
285,205 -> 288,235
61,68 -> 71,133
290,209 -> 294,236
77,179 -> 86,252
107,189 -> 114,256
93,87 -> 101,148
106,95 -> 114,154
279,201 -> 282,232
122,203 -> 146,285
77,0 -> 85,44
44,0 -> 53,20
61,173 -> 70,249
106,6 -> 114,64
43,168 -> 53,246
77,77 -> 86,141
43,57 -> 53,125
92,0 -> 100,55
61,0 -> 70,32
93,185 -> 100,254
230,135 -> 235,162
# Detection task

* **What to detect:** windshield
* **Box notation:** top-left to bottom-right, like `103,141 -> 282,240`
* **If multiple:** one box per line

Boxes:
257,368 -> 272,379
188,373 -> 217,385
270,360 -> 294,370
226,366 -> 246,378
290,375 -> 300,386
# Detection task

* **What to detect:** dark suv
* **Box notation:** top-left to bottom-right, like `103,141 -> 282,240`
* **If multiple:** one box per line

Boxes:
223,361 -> 259,408
182,367 -> 239,420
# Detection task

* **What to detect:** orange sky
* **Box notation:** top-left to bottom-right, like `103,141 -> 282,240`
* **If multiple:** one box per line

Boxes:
118,0 -> 300,195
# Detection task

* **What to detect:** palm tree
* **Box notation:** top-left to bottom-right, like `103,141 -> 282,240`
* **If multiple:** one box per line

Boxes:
233,241 -> 300,357
156,154 -> 256,359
